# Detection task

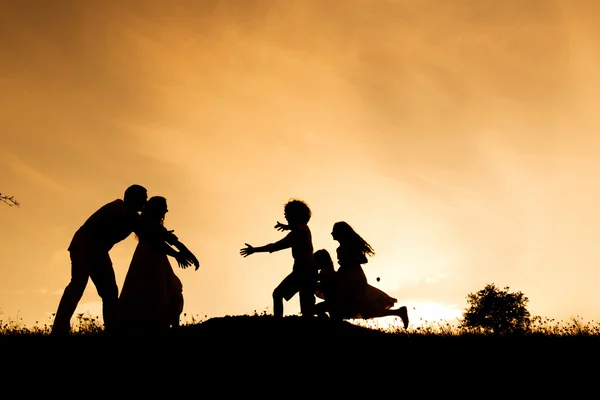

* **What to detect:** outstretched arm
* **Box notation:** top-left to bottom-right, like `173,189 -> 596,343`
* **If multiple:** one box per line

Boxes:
274,221 -> 291,232
135,221 -> 199,270
172,241 -> 200,270
240,231 -> 293,257
239,243 -> 271,257
159,241 -> 195,269
163,231 -> 200,270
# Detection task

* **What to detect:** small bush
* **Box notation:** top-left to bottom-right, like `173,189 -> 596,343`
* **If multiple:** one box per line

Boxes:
459,283 -> 531,335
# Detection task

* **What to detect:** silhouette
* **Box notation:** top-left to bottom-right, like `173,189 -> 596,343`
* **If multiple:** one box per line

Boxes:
460,283 -> 531,335
313,249 -> 342,320
118,196 -> 199,335
324,221 -> 409,328
51,185 -> 198,336
0,193 -> 19,207
240,199 -> 317,318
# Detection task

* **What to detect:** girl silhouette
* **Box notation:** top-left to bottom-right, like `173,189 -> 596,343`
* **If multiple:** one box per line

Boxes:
328,221 -> 409,327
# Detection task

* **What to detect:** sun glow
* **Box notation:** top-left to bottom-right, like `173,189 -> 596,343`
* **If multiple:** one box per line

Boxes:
407,301 -> 463,327
349,301 -> 463,332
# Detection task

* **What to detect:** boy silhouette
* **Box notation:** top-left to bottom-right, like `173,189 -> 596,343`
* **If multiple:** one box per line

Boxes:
240,199 -> 316,318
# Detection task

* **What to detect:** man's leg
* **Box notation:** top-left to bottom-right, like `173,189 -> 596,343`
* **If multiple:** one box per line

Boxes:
51,251 -> 91,335
89,254 -> 119,334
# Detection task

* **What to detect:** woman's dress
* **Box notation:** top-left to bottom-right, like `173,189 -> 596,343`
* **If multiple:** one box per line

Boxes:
118,226 -> 183,334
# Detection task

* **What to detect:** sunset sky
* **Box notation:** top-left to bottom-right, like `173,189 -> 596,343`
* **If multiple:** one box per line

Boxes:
2,0 -> 600,330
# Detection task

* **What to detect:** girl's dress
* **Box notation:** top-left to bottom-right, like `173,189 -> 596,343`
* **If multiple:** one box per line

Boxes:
118,223 -> 183,334
360,285 -> 397,318
335,245 -> 397,319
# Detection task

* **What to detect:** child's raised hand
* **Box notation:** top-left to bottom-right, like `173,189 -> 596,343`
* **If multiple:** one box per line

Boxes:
274,221 -> 290,232
240,243 -> 255,257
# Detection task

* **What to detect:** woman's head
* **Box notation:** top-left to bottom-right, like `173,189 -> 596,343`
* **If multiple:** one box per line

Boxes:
142,196 -> 168,225
283,199 -> 311,224
331,221 -> 375,257
314,249 -> 334,271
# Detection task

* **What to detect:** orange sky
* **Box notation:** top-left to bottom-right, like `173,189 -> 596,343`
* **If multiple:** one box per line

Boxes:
2,0 -> 600,329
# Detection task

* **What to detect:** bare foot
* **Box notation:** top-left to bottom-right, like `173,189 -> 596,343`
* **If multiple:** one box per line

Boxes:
398,306 -> 409,329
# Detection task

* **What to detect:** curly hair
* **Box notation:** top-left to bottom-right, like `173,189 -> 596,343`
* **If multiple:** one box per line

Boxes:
284,199 -> 311,224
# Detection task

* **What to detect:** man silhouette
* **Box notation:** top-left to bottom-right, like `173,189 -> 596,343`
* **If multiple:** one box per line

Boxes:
51,184 -> 194,336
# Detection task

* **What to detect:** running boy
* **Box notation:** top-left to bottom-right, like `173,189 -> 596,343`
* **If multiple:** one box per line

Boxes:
240,199 -> 316,318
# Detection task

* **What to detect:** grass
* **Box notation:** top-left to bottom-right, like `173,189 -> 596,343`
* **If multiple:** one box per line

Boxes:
351,314 -> 600,337
2,309 -> 600,338
1,310 -> 597,388
2,309 -> 600,366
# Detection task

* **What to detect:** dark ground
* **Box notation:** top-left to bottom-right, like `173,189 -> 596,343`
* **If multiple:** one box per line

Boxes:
0,315 -> 596,393
2,314 -> 598,356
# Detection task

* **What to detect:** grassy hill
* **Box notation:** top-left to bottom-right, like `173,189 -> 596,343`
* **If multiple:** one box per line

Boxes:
0,314 -> 597,389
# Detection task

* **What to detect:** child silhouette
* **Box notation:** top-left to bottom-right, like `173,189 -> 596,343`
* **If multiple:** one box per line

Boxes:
240,199 -> 316,318
324,222 -> 409,328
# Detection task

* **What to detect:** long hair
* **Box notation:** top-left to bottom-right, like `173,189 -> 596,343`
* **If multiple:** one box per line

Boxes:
142,196 -> 168,226
314,249 -> 334,272
135,196 -> 168,241
333,221 -> 375,258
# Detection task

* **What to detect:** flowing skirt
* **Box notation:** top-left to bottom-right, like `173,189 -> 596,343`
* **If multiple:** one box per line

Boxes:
119,239 -> 183,334
358,284 -> 397,318
335,265 -> 397,319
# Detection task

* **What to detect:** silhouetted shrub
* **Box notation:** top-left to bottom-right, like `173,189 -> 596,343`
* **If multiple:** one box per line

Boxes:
459,283 -> 531,335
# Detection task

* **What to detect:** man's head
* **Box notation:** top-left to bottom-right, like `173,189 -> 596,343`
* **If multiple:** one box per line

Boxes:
124,184 -> 148,213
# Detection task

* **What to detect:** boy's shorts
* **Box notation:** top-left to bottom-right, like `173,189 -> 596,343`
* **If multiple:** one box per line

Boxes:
276,269 -> 317,301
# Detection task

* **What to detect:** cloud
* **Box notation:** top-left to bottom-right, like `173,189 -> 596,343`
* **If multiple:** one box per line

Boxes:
0,151 -> 65,193
1,290 -> 25,295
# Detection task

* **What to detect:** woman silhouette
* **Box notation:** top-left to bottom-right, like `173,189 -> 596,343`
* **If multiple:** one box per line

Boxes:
118,196 -> 199,334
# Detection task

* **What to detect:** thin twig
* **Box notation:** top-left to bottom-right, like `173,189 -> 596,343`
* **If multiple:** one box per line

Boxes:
0,194 -> 20,207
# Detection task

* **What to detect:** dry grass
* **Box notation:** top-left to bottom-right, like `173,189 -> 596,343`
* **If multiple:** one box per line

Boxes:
2,309 -> 600,338
1,309 -> 596,385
